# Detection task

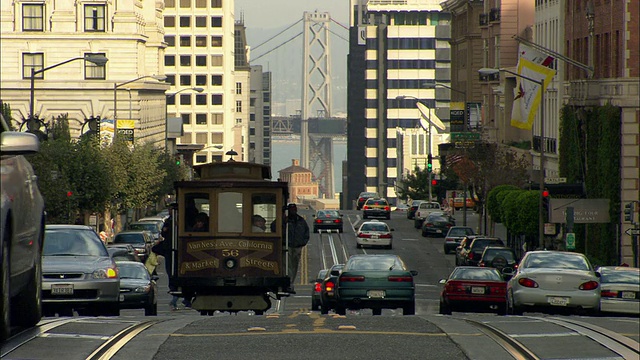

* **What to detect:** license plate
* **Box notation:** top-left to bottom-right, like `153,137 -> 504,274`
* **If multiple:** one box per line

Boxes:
119,294 -> 125,302
471,287 -> 485,294
621,291 -> 636,299
367,290 -> 385,298
372,235 -> 379,239
436,229 -> 442,233
323,220 -> 333,223
51,284 -> 73,295
548,297 -> 569,306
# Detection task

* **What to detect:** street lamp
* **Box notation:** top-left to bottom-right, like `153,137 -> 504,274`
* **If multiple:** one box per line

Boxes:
479,67 -> 546,248
165,87 -> 204,151
30,55 -> 108,121
113,75 -> 167,138
423,82 -> 468,132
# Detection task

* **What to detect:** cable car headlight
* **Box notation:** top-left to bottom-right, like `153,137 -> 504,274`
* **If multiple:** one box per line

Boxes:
224,257 -> 238,270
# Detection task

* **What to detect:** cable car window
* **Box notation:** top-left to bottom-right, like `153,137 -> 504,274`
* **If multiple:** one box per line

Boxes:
218,192 -> 243,233
251,193 -> 277,233
184,192 -> 210,232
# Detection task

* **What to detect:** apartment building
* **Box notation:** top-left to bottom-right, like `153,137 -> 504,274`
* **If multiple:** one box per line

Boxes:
163,0 -> 236,164
0,0 -> 168,146
249,65 -> 272,166
234,20 -> 250,161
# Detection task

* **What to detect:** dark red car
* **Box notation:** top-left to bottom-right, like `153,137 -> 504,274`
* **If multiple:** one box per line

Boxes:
439,267 -> 507,315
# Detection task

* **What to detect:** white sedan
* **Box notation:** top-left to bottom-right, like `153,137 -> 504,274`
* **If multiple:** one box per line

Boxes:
506,251 -> 601,315
355,220 -> 394,249
597,266 -> 639,315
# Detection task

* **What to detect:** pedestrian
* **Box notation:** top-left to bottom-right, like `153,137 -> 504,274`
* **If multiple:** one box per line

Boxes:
284,203 -> 309,293
98,224 -> 109,244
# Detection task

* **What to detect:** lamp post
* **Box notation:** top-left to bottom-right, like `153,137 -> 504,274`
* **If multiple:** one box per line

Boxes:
30,55 -> 108,120
423,82 -> 468,132
479,67 -> 546,248
165,87 -> 204,152
113,75 -> 166,139
396,95 -> 434,203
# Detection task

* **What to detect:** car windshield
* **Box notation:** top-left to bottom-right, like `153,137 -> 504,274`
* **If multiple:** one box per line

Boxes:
472,239 -> 503,249
449,228 -> 474,236
483,249 -> 516,262
450,268 -> 503,281
114,234 -> 145,244
600,269 -> 640,284
347,256 -> 403,271
129,223 -> 159,232
44,229 -> 108,257
317,210 -> 339,218
522,252 -> 592,270
360,223 -> 389,232
366,200 -> 387,206
117,263 -> 150,280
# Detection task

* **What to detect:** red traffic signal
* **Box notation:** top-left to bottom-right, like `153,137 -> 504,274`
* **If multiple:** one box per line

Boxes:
431,179 -> 437,186
66,191 -> 73,197
542,190 -> 550,197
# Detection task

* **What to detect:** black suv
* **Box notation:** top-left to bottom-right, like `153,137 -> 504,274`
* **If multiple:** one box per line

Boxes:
463,237 -> 505,266
477,246 -> 519,273
356,192 -> 378,210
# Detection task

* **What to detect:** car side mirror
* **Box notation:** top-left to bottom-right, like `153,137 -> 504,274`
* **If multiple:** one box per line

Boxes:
595,271 -> 601,278
410,270 -> 418,276
390,228 -> 395,231
312,215 -> 316,218
438,279 -> 446,284
330,270 -> 341,276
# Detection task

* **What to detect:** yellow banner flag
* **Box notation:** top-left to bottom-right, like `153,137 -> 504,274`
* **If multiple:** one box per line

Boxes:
510,58 -> 556,130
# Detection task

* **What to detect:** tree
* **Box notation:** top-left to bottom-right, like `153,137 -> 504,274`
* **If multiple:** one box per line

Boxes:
1,102 -> 13,130
487,185 -> 520,223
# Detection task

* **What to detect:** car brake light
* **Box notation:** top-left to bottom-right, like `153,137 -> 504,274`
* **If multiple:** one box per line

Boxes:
384,206 -> 390,211
363,206 -> 369,210
491,286 -> 506,295
314,282 -> 322,292
600,290 -> 618,298
325,281 -> 335,291
315,219 -> 322,224
445,238 -> 454,243
340,275 -> 365,282
579,281 -> 599,290
334,219 -> 342,223
467,253 -> 474,259
379,233 -> 392,239
425,223 -> 433,227
518,278 -> 539,288
357,233 -> 371,238
388,276 -> 412,282
446,224 -> 452,228
445,283 -> 466,293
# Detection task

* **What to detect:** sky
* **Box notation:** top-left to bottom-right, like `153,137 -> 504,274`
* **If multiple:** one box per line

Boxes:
234,0 -> 350,116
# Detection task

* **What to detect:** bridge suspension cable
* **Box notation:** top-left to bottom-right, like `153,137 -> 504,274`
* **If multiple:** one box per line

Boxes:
252,19 -> 302,51
251,32 -> 303,62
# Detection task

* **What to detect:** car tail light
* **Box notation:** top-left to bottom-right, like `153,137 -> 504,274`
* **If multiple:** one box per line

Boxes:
445,237 -> 455,243
425,222 -> 434,227
445,283 -> 466,293
357,233 -> 371,238
340,275 -> 365,282
325,281 -> 335,292
314,282 -> 322,292
359,197 -> 365,202
380,233 -> 392,239
467,252 -> 474,260
388,276 -> 412,282
363,205 -> 370,210
334,219 -> 342,224
384,206 -> 390,211
601,290 -> 618,298
315,219 -> 322,224
579,281 -> 599,291
491,286 -> 506,295
518,278 -> 539,288
446,224 -> 453,228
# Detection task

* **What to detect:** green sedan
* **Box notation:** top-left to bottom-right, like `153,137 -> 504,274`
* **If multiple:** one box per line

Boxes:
335,254 -> 417,316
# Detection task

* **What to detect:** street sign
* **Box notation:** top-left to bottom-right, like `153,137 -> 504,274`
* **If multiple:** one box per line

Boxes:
545,177 -> 567,184
566,232 -> 576,250
451,132 -> 481,141
625,228 -> 640,236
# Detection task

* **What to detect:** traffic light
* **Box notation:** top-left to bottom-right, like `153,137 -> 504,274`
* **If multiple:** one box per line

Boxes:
175,154 -> 183,166
431,179 -> 437,186
427,154 -> 433,173
624,202 -> 636,223
542,189 -> 550,215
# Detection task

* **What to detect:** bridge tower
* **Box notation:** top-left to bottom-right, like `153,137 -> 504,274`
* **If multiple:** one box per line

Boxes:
301,11 -> 334,198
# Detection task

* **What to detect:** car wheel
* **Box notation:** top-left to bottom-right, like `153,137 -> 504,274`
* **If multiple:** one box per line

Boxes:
498,304 -> 507,316
356,243 -> 362,249
320,305 -> 329,315
145,302 -> 158,316
338,227 -> 343,233
311,299 -> 319,310
102,303 -> 120,317
403,302 -> 415,316
313,227 -> 318,233
439,300 -> 452,315
387,244 -> 392,250
335,306 -> 346,315
443,247 -> 449,255
372,308 -> 382,316
386,214 -> 390,220
58,308 -> 74,317
454,256 -> 459,266
421,229 -> 427,237
13,224 -> 43,328
0,236 -> 11,342
363,214 -> 368,219
507,290 -> 523,316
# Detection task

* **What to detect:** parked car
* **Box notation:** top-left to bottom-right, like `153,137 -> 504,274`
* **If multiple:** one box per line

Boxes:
355,220 -> 394,249
394,203 -> 409,212
444,226 -> 475,254
421,212 -> 455,237
414,202 -> 441,228
462,237 -> 505,266
116,260 -> 158,316
407,200 -> 425,220
356,191 -> 378,210
311,269 -> 329,310
128,220 -> 163,241
0,114 -> 46,341
455,236 -> 479,266
112,230 -> 155,262
335,254 -> 417,316
320,263 -> 345,314
439,267 -> 508,315
362,198 -> 391,220
507,251 -> 601,315
478,246 -> 519,275
107,244 -> 142,262
596,266 -> 639,315
312,210 -> 344,233
42,225 -> 120,317
453,197 -> 476,210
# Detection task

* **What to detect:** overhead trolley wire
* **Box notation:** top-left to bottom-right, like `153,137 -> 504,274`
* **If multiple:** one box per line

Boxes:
252,19 -> 303,51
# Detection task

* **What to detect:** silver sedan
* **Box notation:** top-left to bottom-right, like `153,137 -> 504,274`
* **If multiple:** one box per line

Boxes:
507,251 -> 601,315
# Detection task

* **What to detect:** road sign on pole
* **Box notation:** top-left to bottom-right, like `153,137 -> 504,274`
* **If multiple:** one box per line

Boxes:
566,232 -> 576,250
625,228 -> 640,236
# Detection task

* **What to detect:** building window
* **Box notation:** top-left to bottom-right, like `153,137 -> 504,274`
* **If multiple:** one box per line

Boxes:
165,55 -> 176,66
165,0 -> 175,7
195,36 -> 207,47
212,94 -> 223,105
235,101 -> 242,113
165,36 -> 175,47
180,36 -> 191,47
180,75 -> 191,86
85,53 -> 106,80
196,94 -> 207,105
164,16 -> 175,27
236,118 -> 242,124
196,0 -> 207,8
212,113 -> 223,124
22,53 -> 44,79
195,75 -> 206,85
211,55 -> 223,66
181,113 -> 191,124
211,36 -> 222,47
180,94 -> 191,105
263,93 -> 270,103
235,82 -> 242,94
196,155 -> 207,163
85,5 -> 106,32
211,75 -> 222,85
195,16 -> 207,27
180,55 -> 191,66
195,55 -> 207,66
180,16 -> 191,28
211,16 -> 222,27
167,96 -> 175,106
211,0 -> 222,8
180,0 -> 191,8
196,114 -> 207,124
166,75 -> 175,85
249,128 -> 255,136
23,4 -> 44,31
